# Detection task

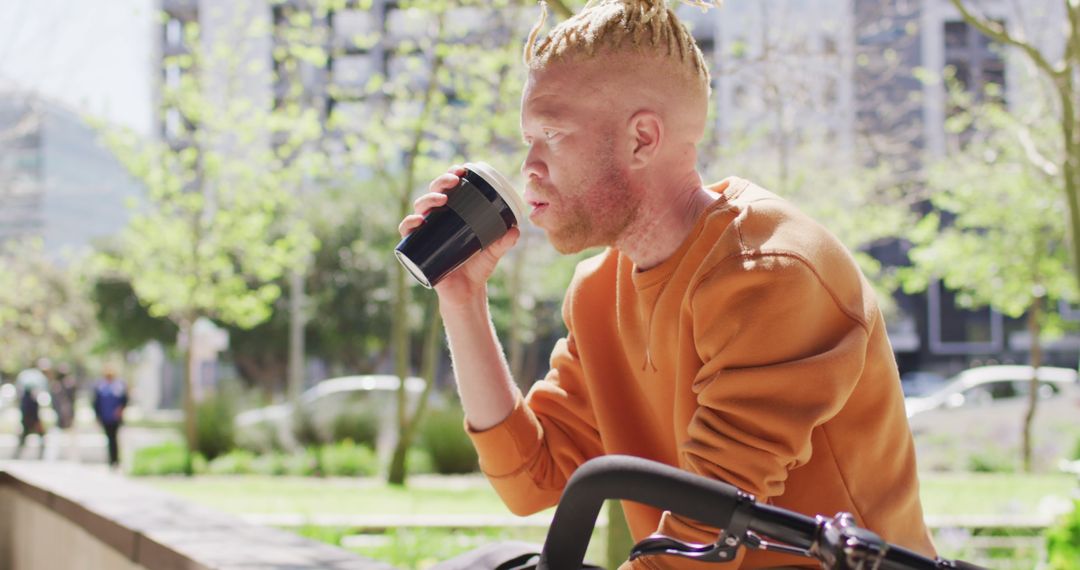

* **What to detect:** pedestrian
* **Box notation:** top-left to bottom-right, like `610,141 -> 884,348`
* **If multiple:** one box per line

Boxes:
93,365 -> 128,469
14,365 -> 46,460
398,1 -> 936,567
50,362 -> 79,461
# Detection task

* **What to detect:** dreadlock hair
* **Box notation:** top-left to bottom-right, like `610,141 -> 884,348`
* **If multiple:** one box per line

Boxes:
523,0 -> 722,96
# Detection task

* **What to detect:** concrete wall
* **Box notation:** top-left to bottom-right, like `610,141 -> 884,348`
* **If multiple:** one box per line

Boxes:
0,462 -> 395,570
0,486 -> 142,570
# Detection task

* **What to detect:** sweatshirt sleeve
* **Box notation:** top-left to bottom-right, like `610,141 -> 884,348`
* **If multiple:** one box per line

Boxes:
466,292 -> 604,516
624,252 -> 870,570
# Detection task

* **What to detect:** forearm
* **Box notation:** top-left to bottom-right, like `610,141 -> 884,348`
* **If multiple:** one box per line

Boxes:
439,289 -> 520,431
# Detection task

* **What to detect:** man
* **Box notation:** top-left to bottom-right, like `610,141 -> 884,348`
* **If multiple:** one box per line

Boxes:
93,366 -> 128,469
399,1 -> 935,567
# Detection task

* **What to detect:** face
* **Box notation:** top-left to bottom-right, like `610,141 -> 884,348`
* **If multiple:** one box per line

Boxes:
520,62 -> 642,254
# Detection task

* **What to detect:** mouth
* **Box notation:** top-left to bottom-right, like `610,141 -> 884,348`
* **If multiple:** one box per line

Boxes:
527,199 -> 549,219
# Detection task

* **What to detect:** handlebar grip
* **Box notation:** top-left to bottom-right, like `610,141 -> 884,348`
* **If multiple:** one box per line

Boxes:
538,455 -> 748,570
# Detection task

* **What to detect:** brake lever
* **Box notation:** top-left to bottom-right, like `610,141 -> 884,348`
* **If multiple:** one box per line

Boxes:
628,488 -> 757,564
628,532 -> 744,563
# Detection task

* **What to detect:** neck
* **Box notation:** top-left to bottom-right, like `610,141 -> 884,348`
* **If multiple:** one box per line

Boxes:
614,169 -> 715,271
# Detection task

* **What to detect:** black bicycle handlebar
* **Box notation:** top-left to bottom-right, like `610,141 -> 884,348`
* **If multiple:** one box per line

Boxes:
537,455 -> 984,570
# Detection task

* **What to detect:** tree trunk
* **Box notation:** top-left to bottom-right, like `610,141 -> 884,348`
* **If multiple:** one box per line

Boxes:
181,319 -> 198,475
387,14 -> 446,486
388,298 -> 442,485
1022,299 -> 1043,473
288,268 -> 306,404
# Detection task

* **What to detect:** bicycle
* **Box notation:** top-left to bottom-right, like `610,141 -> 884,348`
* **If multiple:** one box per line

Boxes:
497,455 -> 988,570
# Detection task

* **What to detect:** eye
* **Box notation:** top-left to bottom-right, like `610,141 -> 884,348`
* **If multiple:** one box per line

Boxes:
542,129 -> 558,140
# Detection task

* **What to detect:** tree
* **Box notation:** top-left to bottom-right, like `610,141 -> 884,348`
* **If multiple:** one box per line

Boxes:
0,239 -> 96,376
700,0 -> 922,312
95,13 -> 318,472
324,0 -> 546,485
948,0 -> 1080,292
900,96 -> 1077,472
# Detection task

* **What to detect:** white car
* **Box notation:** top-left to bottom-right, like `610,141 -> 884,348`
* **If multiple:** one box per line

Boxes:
905,364 -> 1080,470
905,365 -> 1078,419
235,374 -> 427,453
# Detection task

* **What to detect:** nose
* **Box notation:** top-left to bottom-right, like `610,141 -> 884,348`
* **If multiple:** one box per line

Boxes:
521,144 -> 547,181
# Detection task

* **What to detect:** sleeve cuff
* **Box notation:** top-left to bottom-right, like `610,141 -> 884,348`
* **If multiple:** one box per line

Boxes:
465,397 -> 545,478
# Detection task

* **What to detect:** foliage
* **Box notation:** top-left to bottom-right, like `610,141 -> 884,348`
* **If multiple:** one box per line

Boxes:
330,409 -> 379,448
0,239 -> 97,375
292,405 -> 329,448
419,405 -> 478,475
900,98 -> 1076,319
90,276 -> 178,354
966,450 -> 1016,474
92,11 -> 320,460
319,440 -> 380,477
406,447 -> 435,476
195,392 -> 237,461
206,449 -> 257,475
1046,500 -> 1080,570
235,420 -> 284,455
130,441 -> 206,476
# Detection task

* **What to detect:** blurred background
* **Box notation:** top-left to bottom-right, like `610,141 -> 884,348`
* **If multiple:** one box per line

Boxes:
0,0 -> 1078,568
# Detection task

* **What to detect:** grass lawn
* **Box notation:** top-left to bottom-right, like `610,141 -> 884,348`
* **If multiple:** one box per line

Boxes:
145,471 -> 1077,518
147,475 -> 509,516
919,472 -> 1077,516
144,471 -> 1077,569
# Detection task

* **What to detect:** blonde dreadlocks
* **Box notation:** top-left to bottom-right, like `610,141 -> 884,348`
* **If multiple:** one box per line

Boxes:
524,0 -> 722,95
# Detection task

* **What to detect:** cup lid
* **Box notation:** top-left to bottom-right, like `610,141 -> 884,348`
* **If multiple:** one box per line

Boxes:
465,162 -> 526,226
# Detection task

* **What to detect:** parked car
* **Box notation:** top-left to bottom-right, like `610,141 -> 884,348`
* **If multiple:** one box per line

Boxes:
899,371 -> 948,398
905,365 -> 1078,419
905,365 -> 1080,470
234,374 -> 427,454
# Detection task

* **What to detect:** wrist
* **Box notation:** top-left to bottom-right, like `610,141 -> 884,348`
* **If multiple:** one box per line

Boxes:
437,286 -> 489,316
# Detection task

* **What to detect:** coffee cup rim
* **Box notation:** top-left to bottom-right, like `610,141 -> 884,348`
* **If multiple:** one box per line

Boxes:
465,161 -> 526,225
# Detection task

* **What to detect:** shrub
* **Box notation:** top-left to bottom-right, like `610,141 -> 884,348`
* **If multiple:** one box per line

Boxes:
283,449 -> 319,477
330,410 -> 379,448
966,450 -> 1015,473
235,421 -> 284,455
419,405 -> 478,475
293,406 -> 328,448
321,440 -> 379,477
1046,500 -> 1080,570
195,393 -> 237,461
407,447 -> 435,476
130,441 -> 205,476
250,452 -> 288,476
206,449 -> 257,475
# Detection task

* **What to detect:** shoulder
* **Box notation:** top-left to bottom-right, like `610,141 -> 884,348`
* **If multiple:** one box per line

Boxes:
692,178 -> 875,327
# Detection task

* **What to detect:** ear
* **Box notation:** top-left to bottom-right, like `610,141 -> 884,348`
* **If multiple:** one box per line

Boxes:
627,110 -> 663,169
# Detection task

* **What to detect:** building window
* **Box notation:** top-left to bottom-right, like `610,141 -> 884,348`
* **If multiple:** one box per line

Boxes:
166,18 -> 183,48
928,279 -> 1004,354
943,20 -> 1005,103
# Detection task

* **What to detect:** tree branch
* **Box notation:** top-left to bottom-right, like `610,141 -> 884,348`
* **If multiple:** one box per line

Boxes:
948,0 -> 1063,80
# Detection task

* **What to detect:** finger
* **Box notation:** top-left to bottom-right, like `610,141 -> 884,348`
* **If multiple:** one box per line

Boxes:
398,214 -> 425,237
487,227 -> 520,259
412,192 -> 449,215
447,164 -> 466,176
428,172 -> 462,194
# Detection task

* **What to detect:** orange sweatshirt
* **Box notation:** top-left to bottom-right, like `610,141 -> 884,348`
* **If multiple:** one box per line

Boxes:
468,178 -> 936,569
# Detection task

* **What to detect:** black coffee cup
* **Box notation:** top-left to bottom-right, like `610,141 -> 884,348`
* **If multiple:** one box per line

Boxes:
395,162 -> 525,288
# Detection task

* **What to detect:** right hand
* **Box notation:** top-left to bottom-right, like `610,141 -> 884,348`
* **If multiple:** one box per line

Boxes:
398,165 -> 520,306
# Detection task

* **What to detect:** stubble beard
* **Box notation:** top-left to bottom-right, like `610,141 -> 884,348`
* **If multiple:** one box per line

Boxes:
546,161 -> 640,255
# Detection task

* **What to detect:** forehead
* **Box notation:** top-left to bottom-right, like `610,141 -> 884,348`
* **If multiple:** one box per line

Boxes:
521,62 -> 612,122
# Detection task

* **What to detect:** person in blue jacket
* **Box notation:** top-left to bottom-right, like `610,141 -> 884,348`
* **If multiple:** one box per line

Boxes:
93,366 -> 128,469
